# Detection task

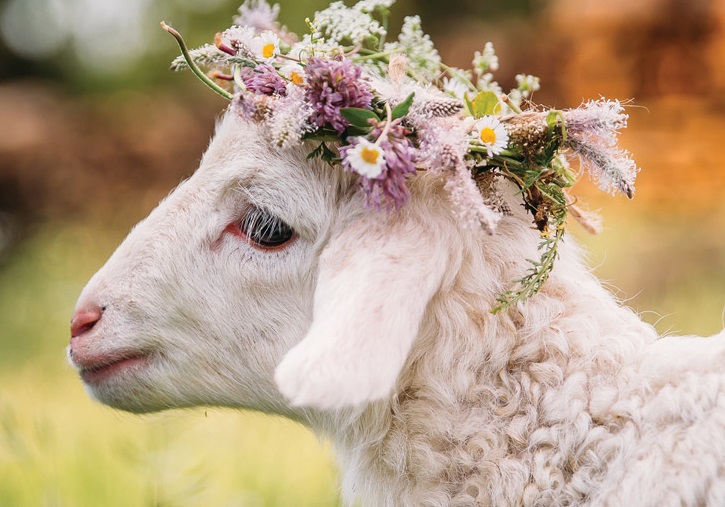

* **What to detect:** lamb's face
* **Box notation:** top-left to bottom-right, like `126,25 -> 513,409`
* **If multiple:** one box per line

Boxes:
68,112 -> 454,414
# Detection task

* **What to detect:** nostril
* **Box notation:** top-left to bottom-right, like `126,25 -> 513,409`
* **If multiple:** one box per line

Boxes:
70,306 -> 104,339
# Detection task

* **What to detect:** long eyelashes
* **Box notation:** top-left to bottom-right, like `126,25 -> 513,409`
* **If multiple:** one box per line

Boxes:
232,206 -> 296,250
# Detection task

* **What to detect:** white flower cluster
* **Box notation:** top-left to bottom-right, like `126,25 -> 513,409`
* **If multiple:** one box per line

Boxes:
473,42 -> 499,76
515,74 -> 540,97
355,0 -> 396,13
312,1 -> 387,45
234,0 -> 280,32
387,16 -> 441,83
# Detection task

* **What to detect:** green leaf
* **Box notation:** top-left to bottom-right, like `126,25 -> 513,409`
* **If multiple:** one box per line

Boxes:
306,142 -> 340,163
320,143 -> 340,163
464,93 -> 474,117
545,110 -> 567,143
303,133 -> 340,143
227,56 -> 257,68
345,125 -> 373,137
340,107 -> 380,128
306,143 -> 325,160
391,92 -> 415,119
469,90 -> 501,118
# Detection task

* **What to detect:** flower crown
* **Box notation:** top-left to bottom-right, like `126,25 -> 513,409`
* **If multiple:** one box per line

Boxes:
162,0 -> 639,312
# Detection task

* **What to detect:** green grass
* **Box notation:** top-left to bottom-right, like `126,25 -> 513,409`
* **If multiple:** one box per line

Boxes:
0,210 -> 723,506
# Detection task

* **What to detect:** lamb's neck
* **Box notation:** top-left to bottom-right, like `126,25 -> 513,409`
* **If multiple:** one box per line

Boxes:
316,240 -> 659,506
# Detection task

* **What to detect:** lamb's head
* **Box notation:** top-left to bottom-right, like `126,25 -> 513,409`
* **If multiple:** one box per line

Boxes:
68,111 -> 465,415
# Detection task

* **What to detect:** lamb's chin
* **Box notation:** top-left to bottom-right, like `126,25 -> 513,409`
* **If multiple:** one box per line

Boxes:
79,354 -> 148,385
81,362 -> 173,414
68,347 -> 162,413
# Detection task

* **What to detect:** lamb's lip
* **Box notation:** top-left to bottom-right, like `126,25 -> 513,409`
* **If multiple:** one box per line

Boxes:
74,351 -> 150,385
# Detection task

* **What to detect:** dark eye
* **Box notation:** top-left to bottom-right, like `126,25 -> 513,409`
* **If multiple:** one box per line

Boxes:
238,207 -> 295,249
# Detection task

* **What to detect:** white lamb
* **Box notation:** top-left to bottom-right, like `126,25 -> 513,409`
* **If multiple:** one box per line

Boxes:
68,113 -> 725,506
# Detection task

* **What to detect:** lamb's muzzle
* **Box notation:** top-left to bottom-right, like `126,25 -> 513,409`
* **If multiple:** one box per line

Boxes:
70,305 -> 102,338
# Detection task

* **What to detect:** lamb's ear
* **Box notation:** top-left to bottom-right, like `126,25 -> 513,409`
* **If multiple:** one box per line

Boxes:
274,214 -> 448,409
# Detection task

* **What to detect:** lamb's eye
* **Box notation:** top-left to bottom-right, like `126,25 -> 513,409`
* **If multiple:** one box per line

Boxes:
238,207 -> 295,249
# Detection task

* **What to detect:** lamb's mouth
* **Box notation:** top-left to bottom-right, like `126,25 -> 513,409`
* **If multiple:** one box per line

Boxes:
79,354 -> 150,385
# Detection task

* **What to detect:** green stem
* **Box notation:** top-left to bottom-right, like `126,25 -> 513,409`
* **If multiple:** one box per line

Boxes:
378,10 -> 389,50
233,65 -> 246,92
468,145 -> 488,154
161,21 -> 234,101
352,50 -> 396,62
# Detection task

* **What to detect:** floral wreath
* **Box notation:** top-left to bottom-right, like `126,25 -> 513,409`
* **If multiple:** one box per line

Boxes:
161,0 -> 639,312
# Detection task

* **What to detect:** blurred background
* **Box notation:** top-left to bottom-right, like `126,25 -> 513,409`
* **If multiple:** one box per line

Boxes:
1,0 -> 724,505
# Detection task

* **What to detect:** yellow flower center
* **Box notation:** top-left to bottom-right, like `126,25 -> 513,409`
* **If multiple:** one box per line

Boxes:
480,127 -> 497,145
262,43 -> 276,59
291,71 -> 304,85
360,146 -> 380,165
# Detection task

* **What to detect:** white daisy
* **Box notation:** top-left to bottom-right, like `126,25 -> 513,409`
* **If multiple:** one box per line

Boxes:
474,116 -> 509,156
249,31 -> 280,61
279,63 -> 305,85
345,138 -> 386,178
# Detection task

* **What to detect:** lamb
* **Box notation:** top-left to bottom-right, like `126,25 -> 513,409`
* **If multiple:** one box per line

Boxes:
67,112 -> 725,506
67,0 -> 725,504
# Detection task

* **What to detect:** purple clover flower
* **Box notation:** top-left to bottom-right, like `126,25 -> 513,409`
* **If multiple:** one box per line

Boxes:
241,64 -> 287,96
341,120 -> 417,210
304,56 -> 373,135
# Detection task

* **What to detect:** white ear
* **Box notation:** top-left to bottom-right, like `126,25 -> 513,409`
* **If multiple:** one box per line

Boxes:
274,214 -> 447,409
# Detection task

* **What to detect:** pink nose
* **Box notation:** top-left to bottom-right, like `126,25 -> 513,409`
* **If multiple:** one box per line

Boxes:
70,306 -> 104,339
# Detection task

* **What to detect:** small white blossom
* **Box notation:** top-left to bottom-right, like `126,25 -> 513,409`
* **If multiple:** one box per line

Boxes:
443,73 -> 471,101
515,73 -> 540,97
472,42 -> 499,76
248,31 -> 280,61
473,116 -> 509,156
477,72 -> 503,96
344,138 -> 387,178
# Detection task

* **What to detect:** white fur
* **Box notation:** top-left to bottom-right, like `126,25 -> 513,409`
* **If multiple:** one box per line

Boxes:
70,112 -> 725,506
